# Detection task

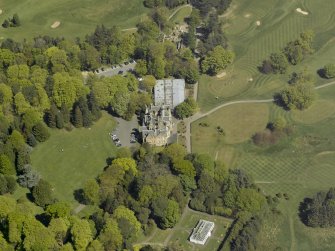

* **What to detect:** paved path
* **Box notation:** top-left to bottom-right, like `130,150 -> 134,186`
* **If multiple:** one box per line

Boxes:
73,204 -> 86,214
185,80 -> 335,152
121,27 -> 138,32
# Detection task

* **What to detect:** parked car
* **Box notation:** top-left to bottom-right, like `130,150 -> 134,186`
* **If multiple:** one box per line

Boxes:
130,134 -> 136,143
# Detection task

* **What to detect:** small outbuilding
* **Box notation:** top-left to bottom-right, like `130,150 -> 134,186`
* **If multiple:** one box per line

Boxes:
189,219 -> 215,245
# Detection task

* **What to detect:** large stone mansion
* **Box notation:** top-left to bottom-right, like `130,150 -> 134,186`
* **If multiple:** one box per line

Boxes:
141,79 -> 185,146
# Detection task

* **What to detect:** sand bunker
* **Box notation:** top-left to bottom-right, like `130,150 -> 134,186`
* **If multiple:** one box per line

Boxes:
51,21 -> 60,29
217,71 -> 227,78
244,13 -> 251,18
256,20 -> 261,26
0,9 -> 3,15
296,8 -> 309,15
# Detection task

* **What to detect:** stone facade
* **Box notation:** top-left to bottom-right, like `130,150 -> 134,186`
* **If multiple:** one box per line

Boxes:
141,104 -> 173,146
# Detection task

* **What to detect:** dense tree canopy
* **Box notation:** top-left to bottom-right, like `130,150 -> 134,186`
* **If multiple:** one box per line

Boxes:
278,82 -> 316,110
300,187 -> 335,227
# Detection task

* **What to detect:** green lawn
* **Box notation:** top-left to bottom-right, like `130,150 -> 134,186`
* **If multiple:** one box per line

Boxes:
197,0 -> 335,112
192,0 -> 335,245
138,207 -> 232,251
170,5 -> 192,24
0,0 -> 149,41
31,112 -> 117,204
192,84 -> 335,250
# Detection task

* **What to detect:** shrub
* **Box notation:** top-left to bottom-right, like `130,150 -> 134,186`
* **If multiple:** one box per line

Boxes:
322,63 -> 335,79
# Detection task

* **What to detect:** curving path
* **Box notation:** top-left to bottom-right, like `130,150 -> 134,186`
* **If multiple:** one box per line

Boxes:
168,4 -> 191,20
185,80 -> 335,152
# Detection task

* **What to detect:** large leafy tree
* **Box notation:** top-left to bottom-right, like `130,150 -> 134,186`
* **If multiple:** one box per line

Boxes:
70,218 -> 93,250
201,45 -> 234,75
151,198 -> 180,229
32,179 -> 55,207
278,82 -> 316,110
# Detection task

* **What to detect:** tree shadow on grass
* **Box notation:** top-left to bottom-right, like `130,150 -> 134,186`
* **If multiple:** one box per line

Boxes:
298,197 -> 312,226
273,93 -> 289,111
317,68 -> 326,78
74,188 -> 85,204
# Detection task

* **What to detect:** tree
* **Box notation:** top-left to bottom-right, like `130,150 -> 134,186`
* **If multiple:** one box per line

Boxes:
8,130 -> 26,151
151,198 -> 180,229
48,217 -> 71,246
26,134 -> 36,147
322,63 -> 335,79
135,60 -> 148,76
0,175 -> 10,194
0,154 -> 15,175
22,217 -> 57,250
163,143 -> 187,163
289,70 -> 314,85
77,97 -> 92,127
113,206 -> 141,234
98,218 -> 123,251
299,187 -> 335,227
111,158 -> 138,176
32,122 -> 50,142
72,105 -> 83,127
284,41 -> 303,65
87,240 -> 104,251
142,75 -> 156,92
4,175 -> 17,194
56,112 -> 64,129
0,83 -> 13,105
32,179 -> 55,207
151,7 -> 171,32
174,97 -> 198,119
14,92 -> 31,115
12,14 -> 21,27
61,103 -> 70,124
46,202 -> 71,218
2,19 -> 9,28
144,0 -> 163,8
201,46 -> 234,75
172,159 -> 196,178
236,189 -> 265,213
278,82 -> 316,110
184,61 -> 200,84
269,52 -> 288,74
52,73 -> 81,108
18,166 -> 40,188
82,179 -> 100,205
271,116 -> 287,131
70,218 -> 93,250
45,103 -> 58,128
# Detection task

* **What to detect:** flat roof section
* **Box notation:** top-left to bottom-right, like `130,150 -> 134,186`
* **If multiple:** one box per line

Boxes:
154,79 -> 185,108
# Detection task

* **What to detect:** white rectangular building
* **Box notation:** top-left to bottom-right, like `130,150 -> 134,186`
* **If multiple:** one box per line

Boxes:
154,79 -> 185,108
189,220 -> 215,245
